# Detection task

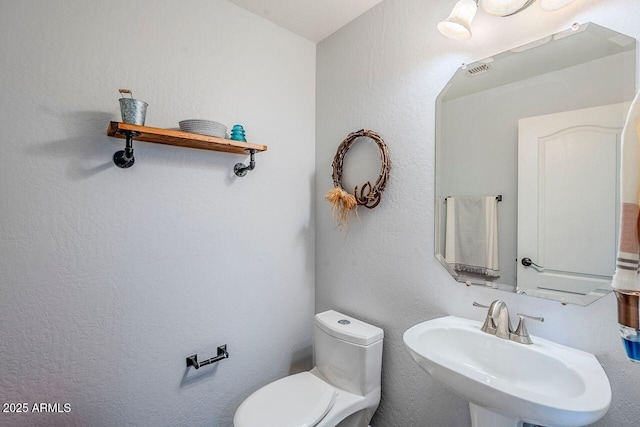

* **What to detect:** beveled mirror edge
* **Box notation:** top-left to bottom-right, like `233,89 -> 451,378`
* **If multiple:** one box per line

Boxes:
433,22 -> 637,306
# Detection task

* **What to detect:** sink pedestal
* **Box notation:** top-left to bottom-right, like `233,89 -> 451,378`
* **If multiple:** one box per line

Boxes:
469,403 -> 523,427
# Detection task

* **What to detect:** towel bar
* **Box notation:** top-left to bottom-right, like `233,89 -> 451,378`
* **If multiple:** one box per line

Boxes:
444,195 -> 502,202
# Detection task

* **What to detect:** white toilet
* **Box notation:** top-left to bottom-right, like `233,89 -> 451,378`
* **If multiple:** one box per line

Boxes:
233,310 -> 384,427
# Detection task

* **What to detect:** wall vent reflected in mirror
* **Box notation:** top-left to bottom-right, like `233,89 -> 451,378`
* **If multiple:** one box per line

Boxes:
434,22 -> 636,305
465,63 -> 495,77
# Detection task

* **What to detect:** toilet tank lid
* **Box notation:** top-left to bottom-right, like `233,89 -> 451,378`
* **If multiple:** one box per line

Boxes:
315,310 -> 383,346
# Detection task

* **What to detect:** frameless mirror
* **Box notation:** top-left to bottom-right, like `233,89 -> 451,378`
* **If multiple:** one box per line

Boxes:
435,23 -> 636,305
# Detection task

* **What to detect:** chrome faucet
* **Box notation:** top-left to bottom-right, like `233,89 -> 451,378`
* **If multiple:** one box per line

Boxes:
488,300 -> 512,339
473,300 -> 544,345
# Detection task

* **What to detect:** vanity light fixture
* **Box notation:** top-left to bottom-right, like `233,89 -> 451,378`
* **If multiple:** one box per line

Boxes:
438,0 -> 578,40
437,0 -> 478,41
483,0 -> 536,16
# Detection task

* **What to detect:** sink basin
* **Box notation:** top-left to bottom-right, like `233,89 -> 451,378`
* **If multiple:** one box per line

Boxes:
403,316 -> 611,427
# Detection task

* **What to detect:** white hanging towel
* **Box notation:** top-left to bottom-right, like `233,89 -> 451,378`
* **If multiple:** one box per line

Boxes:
445,196 -> 500,278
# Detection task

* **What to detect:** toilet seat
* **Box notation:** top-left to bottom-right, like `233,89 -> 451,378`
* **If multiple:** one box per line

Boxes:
234,372 -> 337,427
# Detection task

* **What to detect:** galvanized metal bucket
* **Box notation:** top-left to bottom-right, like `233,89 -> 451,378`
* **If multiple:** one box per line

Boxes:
119,89 -> 147,125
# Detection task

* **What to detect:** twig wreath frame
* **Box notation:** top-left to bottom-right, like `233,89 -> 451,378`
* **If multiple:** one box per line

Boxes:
325,129 -> 391,228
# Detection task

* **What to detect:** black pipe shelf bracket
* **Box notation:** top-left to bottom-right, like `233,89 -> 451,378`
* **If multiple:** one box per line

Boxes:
234,149 -> 256,177
113,130 -> 138,168
186,345 -> 229,370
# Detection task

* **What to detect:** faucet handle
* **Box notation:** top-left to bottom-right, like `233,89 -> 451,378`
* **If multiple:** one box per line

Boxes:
517,313 -> 544,323
472,301 -> 490,308
512,313 -> 544,345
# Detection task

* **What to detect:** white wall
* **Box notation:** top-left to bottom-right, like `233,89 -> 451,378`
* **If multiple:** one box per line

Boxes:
317,1 -> 640,426
0,1 -> 315,426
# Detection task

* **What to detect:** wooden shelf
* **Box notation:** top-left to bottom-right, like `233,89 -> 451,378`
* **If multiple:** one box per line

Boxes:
106,121 -> 267,155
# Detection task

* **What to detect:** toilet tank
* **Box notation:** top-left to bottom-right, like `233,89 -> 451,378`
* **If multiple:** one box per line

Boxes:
313,310 -> 384,397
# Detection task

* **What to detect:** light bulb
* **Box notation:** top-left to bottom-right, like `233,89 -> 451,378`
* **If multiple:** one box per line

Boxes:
437,0 -> 478,41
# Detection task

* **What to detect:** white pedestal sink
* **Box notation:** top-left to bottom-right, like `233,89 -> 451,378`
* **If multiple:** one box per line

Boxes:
403,316 -> 611,427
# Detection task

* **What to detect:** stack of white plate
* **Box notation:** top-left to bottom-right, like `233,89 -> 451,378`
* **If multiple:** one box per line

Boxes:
179,120 -> 227,138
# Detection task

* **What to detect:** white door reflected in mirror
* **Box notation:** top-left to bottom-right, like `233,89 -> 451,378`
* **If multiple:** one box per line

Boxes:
517,103 -> 627,305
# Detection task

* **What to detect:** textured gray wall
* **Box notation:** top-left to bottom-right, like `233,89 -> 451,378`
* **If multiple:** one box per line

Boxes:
316,0 -> 640,426
0,1 -> 315,426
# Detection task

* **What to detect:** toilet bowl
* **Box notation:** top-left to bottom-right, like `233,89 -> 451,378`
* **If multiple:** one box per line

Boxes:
234,310 -> 384,427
